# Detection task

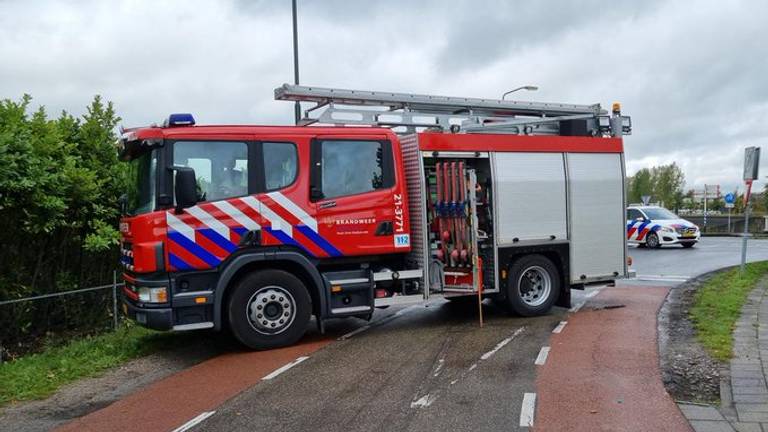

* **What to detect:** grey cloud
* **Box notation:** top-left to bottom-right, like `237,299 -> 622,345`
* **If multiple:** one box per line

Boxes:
0,0 -> 767,192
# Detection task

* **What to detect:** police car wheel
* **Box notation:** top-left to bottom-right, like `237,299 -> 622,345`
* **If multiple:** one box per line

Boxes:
228,270 -> 311,350
505,254 -> 560,317
646,232 -> 661,249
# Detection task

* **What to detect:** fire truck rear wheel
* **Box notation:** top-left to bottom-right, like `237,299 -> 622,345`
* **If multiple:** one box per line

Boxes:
227,270 -> 311,350
505,254 -> 560,317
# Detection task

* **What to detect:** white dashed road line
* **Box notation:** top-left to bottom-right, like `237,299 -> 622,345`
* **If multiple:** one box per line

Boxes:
262,356 -> 309,380
552,321 -> 567,334
534,347 -> 550,366
520,393 -> 536,427
171,411 -> 216,432
410,393 -> 437,408
480,327 -> 526,360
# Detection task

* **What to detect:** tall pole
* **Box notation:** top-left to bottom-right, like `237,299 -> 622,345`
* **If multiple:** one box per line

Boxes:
292,0 -> 301,125
703,185 -> 708,233
741,180 -> 753,272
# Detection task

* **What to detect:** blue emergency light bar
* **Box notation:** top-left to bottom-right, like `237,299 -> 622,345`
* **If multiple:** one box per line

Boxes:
165,113 -> 195,127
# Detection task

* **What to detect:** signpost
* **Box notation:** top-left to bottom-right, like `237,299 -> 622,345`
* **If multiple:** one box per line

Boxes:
741,147 -> 761,272
695,184 -> 720,232
725,192 -> 735,232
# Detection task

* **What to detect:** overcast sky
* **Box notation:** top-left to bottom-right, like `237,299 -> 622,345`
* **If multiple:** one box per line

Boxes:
1,0 -> 767,193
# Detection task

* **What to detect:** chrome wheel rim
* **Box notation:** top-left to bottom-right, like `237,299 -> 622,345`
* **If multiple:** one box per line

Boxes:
647,233 -> 659,248
246,286 -> 296,335
518,266 -> 552,307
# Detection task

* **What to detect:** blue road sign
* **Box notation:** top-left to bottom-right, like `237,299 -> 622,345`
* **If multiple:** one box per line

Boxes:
725,193 -> 735,204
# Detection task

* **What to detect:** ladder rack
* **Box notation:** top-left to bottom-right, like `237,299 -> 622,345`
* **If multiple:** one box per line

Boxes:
274,84 -> 631,136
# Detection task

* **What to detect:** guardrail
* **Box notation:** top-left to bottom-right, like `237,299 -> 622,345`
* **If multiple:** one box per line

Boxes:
0,271 -> 125,362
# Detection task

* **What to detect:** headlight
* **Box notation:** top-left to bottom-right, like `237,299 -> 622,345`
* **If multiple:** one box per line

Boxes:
661,226 -> 675,233
138,286 -> 168,303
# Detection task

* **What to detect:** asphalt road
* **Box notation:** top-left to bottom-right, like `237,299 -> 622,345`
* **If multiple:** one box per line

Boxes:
198,298 -> 569,432
626,236 -> 768,286
135,237 -> 768,431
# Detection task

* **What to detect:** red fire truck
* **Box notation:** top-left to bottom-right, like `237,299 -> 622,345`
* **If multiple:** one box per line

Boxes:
118,84 -> 631,349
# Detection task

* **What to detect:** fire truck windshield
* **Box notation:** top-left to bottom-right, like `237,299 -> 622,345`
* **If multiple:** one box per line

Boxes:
126,149 -> 157,215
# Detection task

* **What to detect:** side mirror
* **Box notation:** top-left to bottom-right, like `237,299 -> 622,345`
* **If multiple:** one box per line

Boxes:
118,194 -> 128,215
173,167 -> 198,212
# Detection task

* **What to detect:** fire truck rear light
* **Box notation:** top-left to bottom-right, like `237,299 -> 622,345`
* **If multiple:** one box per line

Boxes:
195,297 -> 206,304
165,113 -> 195,127
331,285 -> 342,293
138,287 -> 168,303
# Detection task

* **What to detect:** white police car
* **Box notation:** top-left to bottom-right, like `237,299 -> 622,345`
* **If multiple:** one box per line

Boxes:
626,205 -> 700,248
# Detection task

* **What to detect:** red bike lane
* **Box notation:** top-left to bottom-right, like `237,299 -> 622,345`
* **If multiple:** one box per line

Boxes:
55,335 -> 332,432
535,286 -> 693,432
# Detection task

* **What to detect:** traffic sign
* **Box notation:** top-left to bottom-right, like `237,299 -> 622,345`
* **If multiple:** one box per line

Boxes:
724,193 -> 735,204
641,195 -> 651,205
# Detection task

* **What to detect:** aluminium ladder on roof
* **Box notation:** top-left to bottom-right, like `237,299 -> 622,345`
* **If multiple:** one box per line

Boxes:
273,83 -> 630,136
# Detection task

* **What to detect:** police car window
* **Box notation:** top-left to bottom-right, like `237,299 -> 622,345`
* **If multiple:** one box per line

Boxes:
627,209 -> 643,220
263,142 -> 297,191
173,141 -> 248,202
320,140 -> 385,199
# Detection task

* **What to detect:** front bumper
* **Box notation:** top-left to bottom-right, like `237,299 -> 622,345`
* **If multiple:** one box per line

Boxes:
122,299 -> 173,330
659,230 -> 700,245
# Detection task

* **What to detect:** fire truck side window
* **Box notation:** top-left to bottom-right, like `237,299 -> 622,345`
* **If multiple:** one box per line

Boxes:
173,141 -> 248,202
318,140 -> 392,200
263,142 -> 297,191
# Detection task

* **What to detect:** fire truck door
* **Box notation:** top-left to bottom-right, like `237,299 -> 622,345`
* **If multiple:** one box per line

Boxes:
310,138 -> 401,257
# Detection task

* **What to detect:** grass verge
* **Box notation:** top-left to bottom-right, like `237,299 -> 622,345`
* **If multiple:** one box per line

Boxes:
690,261 -> 768,362
0,323 -> 193,407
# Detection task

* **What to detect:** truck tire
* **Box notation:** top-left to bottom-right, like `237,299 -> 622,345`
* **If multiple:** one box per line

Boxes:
227,270 -> 311,350
504,254 -> 560,317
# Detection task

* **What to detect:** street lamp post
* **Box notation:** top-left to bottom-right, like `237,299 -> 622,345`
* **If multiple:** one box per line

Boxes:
292,0 -> 301,125
501,85 -> 538,100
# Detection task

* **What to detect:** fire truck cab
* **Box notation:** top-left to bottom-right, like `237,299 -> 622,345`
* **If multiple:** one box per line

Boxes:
118,85 -> 631,350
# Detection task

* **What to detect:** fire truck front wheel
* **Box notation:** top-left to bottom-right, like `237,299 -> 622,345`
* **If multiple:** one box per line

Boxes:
227,270 -> 311,350
504,254 -> 560,317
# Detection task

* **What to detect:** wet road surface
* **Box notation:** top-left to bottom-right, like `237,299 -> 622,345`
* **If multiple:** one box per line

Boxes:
56,237 -> 768,432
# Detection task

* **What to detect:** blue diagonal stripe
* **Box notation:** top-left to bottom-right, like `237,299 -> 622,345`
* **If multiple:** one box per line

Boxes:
169,252 -> 194,270
295,225 -> 342,257
198,228 -> 237,254
168,231 -> 221,267
264,227 -> 314,256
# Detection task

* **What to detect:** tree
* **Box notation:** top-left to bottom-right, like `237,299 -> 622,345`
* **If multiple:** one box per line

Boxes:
627,163 -> 686,210
651,163 -> 685,210
628,168 -> 653,204
0,94 -> 125,296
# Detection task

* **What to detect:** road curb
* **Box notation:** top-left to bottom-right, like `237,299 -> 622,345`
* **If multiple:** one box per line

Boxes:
675,273 -> 768,432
